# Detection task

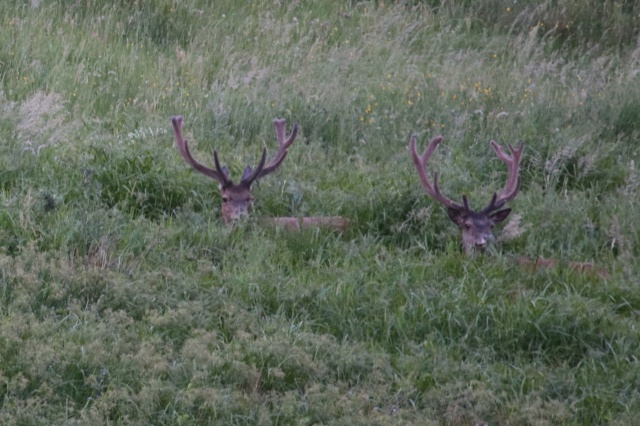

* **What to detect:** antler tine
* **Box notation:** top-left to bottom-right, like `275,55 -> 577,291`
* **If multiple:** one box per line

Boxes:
171,115 -> 231,186
239,148 -> 267,185
479,192 -> 498,214
489,140 -> 525,208
274,118 -> 298,150
253,118 -> 299,180
462,195 -> 472,212
410,134 -> 464,210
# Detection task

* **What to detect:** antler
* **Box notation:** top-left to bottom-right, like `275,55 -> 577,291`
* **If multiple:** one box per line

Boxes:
486,140 -> 525,210
171,115 -> 232,186
409,134 -> 464,210
172,116 -> 298,188
247,118 -> 299,183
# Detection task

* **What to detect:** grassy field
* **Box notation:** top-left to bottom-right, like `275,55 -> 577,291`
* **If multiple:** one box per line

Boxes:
1,0 -> 639,424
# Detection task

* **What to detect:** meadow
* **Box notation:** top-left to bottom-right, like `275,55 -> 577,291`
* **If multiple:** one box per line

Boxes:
1,0 -> 639,424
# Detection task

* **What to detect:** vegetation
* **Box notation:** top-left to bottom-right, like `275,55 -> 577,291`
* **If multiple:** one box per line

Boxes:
1,0 -> 639,423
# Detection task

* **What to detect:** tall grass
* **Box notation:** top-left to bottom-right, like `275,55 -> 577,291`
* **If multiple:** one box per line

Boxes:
1,0 -> 639,423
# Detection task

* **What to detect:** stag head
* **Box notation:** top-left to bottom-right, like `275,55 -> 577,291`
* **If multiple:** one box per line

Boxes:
171,116 -> 298,223
410,134 -> 524,254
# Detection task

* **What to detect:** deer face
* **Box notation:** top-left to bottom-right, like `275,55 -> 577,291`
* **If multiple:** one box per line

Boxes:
219,182 -> 253,223
448,206 -> 512,254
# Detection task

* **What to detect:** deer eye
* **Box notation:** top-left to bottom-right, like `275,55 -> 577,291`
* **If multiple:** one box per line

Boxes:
464,223 -> 472,229
222,196 -> 229,203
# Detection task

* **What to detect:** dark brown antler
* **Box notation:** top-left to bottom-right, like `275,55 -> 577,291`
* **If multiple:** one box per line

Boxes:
171,115 -> 232,187
172,116 -> 298,188
409,134 -> 464,210
249,118 -> 299,182
485,140 -> 524,210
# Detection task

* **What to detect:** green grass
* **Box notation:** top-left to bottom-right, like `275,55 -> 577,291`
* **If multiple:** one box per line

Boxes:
1,0 -> 639,424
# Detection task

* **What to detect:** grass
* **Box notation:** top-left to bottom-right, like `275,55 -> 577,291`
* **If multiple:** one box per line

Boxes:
1,0 -> 639,424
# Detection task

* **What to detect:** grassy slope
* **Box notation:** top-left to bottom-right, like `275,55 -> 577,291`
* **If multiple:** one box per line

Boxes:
0,0 -> 639,424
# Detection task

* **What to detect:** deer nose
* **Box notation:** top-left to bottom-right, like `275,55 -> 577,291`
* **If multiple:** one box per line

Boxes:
231,209 -> 249,220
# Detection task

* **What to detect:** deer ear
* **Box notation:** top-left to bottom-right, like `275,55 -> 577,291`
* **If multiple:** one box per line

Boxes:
241,166 -> 253,182
490,208 -> 511,224
447,207 -> 467,227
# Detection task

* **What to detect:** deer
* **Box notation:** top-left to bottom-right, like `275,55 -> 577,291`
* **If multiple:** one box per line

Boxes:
171,115 -> 350,231
513,255 -> 609,279
410,134 -> 524,255
409,134 -> 608,279
171,115 -> 298,223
